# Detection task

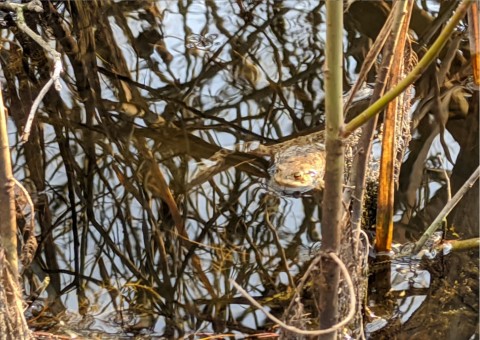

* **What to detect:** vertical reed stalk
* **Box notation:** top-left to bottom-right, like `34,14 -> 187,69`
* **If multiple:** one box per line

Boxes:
0,83 -> 32,338
317,1 -> 344,338
375,0 -> 414,252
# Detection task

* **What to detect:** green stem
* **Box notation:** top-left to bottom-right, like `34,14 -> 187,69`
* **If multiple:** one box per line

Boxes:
318,0 -> 344,338
343,0 -> 473,136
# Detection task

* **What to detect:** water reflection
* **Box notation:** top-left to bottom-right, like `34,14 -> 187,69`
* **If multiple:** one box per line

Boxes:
2,0 -> 476,338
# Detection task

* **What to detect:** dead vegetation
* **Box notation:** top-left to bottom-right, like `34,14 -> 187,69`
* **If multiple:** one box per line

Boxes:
0,1 -> 477,338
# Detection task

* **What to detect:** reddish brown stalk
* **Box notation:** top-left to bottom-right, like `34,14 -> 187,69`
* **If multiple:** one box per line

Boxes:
375,0 -> 414,252
468,2 -> 480,84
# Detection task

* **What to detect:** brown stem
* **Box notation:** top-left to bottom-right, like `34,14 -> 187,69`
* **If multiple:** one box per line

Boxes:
376,0 -> 414,253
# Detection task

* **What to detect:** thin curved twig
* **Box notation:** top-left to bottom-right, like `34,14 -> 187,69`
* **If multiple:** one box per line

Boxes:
9,0 -> 64,142
230,252 -> 356,336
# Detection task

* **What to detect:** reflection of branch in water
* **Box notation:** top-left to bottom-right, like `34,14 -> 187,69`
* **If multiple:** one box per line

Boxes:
134,137 -> 218,298
97,66 -> 272,141
264,211 -> 295,288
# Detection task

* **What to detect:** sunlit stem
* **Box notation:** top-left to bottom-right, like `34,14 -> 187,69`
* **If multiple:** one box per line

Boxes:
375,0 -> 413,253
318,0 -> 344,338
343,0 -> 474,137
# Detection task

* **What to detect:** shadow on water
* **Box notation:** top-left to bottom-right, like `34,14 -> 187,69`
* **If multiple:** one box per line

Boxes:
2,1 -> 477,339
